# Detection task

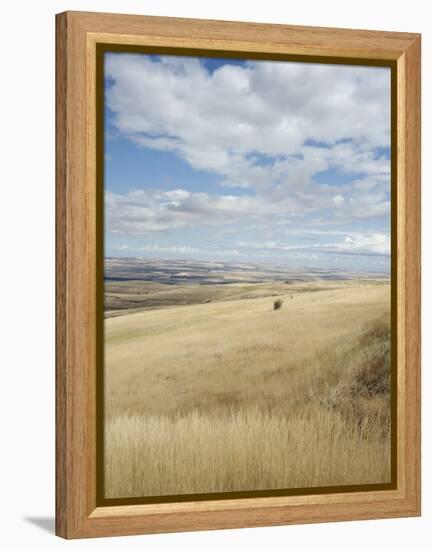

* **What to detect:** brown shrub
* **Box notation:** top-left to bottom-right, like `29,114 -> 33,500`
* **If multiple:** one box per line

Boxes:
273,299 -> 283,310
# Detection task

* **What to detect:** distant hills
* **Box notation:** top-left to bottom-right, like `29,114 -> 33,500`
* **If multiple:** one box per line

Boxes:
104,257 -> 389,285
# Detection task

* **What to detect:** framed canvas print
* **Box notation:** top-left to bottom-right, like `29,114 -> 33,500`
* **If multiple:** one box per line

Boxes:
56,11 -> 421,539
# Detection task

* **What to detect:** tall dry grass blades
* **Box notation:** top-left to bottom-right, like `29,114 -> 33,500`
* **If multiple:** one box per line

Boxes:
310,313 -> 391,439
105,407 -> 390,498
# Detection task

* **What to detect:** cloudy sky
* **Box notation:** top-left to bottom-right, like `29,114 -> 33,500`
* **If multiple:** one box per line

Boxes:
104,52 -> 391,272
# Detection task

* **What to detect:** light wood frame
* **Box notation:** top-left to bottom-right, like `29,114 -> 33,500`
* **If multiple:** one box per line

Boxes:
56,10 -> 421,539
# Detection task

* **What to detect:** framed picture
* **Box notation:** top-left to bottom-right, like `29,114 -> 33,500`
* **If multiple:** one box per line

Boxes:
55,11 -> 421,539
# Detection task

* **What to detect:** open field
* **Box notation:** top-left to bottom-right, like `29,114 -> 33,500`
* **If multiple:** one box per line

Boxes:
104,272 -> 391,498
104,257 -> 389,317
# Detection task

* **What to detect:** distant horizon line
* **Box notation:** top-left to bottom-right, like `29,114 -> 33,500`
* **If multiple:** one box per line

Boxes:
104,255 -> 390,275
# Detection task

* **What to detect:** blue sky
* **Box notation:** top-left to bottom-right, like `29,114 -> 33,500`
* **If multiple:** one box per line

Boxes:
104,53 -> 391,272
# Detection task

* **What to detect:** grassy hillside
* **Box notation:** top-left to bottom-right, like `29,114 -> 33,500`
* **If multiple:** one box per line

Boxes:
104,280 -> 391,498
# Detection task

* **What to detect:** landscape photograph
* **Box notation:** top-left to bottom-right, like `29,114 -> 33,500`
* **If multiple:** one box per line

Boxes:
103,52 -> 392,499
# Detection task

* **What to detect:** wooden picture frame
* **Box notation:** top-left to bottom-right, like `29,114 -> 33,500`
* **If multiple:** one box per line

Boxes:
56,10 -> 421,539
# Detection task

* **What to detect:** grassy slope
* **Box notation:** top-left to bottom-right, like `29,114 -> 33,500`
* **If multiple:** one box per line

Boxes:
104,278 -> 383,316
104,281 -> 391,498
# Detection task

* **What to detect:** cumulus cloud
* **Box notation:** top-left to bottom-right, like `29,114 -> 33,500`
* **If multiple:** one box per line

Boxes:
106,174 -> 389,235
105,188 -> 287,233
236,232 -> 390,258
106,54 -> 390,198
333,232 -> 390,256
106,54 -> 390,155
105,184 -> 353,235
104,53 -> 391,269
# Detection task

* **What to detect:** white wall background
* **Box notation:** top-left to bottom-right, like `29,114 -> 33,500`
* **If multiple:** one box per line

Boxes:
0,1 -> 429,547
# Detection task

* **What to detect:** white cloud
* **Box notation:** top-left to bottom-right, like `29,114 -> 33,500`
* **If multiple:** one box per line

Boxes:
331,232 -> 390,256
111,233 -> 389,262
106,54 -> 390,199
236,232 -> 390,258
141,244 -> 202,255
105,184 -> 348,235
333,194 -> 345,207
106,175 -> 389,235
105,54 -> 391,269
113,243 -> 241,258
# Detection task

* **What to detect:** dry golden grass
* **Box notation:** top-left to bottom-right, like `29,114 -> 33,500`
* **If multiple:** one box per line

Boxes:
104,280 -> 391,498
106,409 -> 390,497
